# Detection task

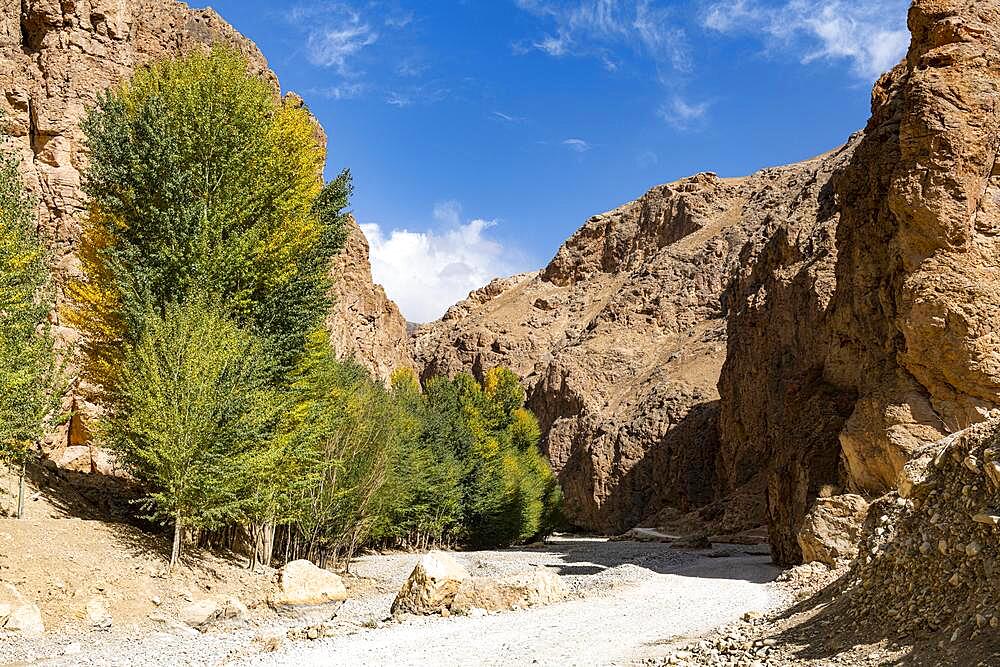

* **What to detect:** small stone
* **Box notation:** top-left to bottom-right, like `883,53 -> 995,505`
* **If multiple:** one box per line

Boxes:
86,597 -> 112,629
966,542 -> 983,557
973,513 -> 1000,526
938,540 -> 950,555
948,573 -> 961,587
307,627 -> 319,640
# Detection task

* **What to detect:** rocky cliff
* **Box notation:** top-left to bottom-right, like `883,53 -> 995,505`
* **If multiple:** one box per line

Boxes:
417,0 -> 1000,560
327,215 -> 415,383
0,0 -> 412,472
721,0 -> 1000,563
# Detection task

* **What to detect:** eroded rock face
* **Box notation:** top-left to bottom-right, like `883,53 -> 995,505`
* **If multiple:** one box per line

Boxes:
415,153 -> 859,535
719,0 -> 1000,563
326,216 -> 416,383
0,0 -> 412,472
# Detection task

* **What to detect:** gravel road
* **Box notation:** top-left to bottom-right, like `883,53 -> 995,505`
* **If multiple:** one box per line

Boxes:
17,538 -> 780,667
240,537 -> 781,667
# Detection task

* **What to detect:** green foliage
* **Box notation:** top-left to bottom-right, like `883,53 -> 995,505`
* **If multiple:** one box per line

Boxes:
64,47 -> 558,565
69,47 -> 351,387
0,149 -> 59,466
450,367 -> 561,546
102,298 -> 281,544
276,356 -> 561,557
277,331 -> 401,560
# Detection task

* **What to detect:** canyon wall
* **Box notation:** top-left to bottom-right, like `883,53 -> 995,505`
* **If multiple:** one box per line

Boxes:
0,0 -> 411,472
418,0 -> 1000,560
721,0 -> 1000,563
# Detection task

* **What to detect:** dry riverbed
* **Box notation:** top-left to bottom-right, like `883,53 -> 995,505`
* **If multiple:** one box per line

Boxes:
2,533 -> 782,667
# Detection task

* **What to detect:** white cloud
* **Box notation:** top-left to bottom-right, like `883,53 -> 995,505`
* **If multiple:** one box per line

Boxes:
492,111 -> 525,123
703,0 -> 910,80
658,96 -> 709,129
562,138 -> 592,152
515,0 -> 688,70
361,203 -> 529,323
289,4 -> 379,74
515,1 -> 696,127
311,82 -> 367,99
386,91 -> 412,107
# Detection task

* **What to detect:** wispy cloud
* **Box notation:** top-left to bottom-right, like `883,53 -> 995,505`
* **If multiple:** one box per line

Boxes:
562,138 -> 592,153
384,10 -> 414,29
289,4 -> 378,75
658,96 -> 709,130
514,0 -> 689,73
309,82 -> 368,100
361,202 -> 531,322
492,111 -> 526,123
288,2 -> 443,108
514,1 -> 697,129
385,81 -> 452,109
703,0 -> 910,80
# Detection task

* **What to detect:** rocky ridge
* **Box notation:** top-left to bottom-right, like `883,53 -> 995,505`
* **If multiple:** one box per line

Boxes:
414,133 -> 861,537
721,0 -> 1000,563
0,0 -> 412,473
848,418 -> 1000,643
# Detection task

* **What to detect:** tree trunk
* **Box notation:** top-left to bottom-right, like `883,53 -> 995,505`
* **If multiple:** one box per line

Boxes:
16,460 -> 26,519
170,514 -> 182,570
261,522 -> 275,568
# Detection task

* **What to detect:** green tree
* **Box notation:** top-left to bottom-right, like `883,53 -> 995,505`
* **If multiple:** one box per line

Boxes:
415,368 -> 561,548
0,149 -> 60,518
377,369 -> 464,549
102,298 -> 280,567
68,47 -> 350,390
279,332 -> 399,567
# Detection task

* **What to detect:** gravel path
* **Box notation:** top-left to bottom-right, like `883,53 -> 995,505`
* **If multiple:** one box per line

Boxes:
15,538 -> 780,667
241,538 -> 781,667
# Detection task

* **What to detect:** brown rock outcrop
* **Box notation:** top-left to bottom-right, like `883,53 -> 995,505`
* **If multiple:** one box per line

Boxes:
1,0 -> 412,470
796,494 -> 869,567
326,216 -> 415,383
846,418 -> 1000,642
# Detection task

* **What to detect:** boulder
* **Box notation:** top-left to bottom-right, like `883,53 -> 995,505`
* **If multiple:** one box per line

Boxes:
391,551 -> 469,616
796,494 -> 869,567
179,595 -> 247,631
451,569 -> 567,615
0,583 -> 44,636
274,560 -> 348,607
179,599 -> 221,630
271,560 -> 347,622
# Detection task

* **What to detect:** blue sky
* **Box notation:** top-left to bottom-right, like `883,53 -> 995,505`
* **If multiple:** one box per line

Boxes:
187,0 -> 910,322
